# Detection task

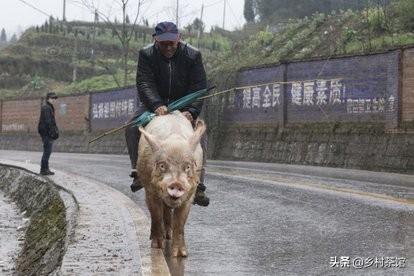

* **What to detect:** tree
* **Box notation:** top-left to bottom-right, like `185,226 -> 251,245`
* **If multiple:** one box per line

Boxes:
0,28 -> 7,43
126,15 -> 131,24
184,18 -> 205,35
244,0 -> 255,22
255,0 -> 373,23
78,0 -> 146,86
9,34 -> 17,43
44,20 -> 49,33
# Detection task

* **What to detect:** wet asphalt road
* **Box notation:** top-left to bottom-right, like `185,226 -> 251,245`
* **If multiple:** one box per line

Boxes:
1,150 -> 413,276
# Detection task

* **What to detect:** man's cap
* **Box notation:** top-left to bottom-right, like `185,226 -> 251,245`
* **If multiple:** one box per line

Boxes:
153,21 -> 179,42
46,92 -> 58,99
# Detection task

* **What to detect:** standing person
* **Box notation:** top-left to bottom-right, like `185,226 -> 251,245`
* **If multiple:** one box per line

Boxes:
125,21 -> 210,206
38,92 -> 59,175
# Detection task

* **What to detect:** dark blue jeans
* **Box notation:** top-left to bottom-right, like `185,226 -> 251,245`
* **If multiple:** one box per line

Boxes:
41,136 -> 54,172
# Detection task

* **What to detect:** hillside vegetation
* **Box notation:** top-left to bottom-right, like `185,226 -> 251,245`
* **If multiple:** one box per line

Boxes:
0,0 -> 413,100
0,20 -> 231,100
211,0 -> 414,86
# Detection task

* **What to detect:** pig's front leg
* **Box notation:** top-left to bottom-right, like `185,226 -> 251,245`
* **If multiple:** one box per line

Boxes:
146,193 -> 165,249
172,202 -> 192,257
164,206 -> 173,240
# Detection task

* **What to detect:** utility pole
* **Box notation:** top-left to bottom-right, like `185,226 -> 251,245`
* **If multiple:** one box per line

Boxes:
91,9 -> 98,69
222,0 -> 226,29
197,3 -> 204,48
63,0 -> 66,21
176,0 -> 179,28
72,31 -> 78,82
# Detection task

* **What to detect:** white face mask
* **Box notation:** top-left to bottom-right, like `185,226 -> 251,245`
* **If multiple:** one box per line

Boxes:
48,98 -> 57,104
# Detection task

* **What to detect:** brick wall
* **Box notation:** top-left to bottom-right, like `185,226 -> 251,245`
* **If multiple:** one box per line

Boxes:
402,48 -> 414,122
54,94 -> 90,132
1,99 -> 41,132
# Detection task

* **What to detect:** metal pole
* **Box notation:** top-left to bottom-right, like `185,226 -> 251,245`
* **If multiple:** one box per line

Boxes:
222,0 -> 226,29
176,0 -> 179,28
63,0 -> 66,21
73,32 -> 78,82
197,3 -> 204,48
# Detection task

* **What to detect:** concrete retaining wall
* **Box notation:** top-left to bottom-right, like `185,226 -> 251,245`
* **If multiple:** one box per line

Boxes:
0,165 -> 66,275
403,48 -> 414,122
213,122 -> 414,173
0,131 -> 127,154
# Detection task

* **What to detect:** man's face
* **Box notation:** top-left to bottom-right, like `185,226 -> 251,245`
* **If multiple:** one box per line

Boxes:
156,39 -> 179,58
48,98 -> 57,104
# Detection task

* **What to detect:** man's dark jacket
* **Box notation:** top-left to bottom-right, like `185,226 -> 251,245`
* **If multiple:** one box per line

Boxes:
136,42 -> 207,119
38,102 -> 59,140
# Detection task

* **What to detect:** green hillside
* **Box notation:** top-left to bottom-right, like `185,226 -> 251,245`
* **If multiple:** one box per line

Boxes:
0,20 -> 231,100
0,0 -> 413,100
211,0 -> 414,86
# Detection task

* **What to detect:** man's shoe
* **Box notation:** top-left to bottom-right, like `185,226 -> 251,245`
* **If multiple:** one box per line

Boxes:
198,182 -> 206,192
130,176 -> 143,193
193,184 -> 209,207
40,170 -> 54,176
46,170 -> 55,175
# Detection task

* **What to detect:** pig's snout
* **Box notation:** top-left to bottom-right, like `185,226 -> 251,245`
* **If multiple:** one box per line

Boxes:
167,182 -> 186,199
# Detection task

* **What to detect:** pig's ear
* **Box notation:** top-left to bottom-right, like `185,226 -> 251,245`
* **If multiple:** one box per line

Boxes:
139,127 -> 161,152
189,120 -> 206,152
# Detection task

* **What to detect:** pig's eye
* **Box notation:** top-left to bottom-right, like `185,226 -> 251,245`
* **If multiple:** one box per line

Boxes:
158,162 -> 168,172
184,163 -> 191,172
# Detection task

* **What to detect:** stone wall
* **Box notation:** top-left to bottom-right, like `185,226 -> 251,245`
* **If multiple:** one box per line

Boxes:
1,123 -> 412,173
213,122 -> 414,173
403,48 -> 414,122
0,165 -> 66,275
0,131 -> 127,154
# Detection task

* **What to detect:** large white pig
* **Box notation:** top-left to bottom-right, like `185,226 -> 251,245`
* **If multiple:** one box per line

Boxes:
137,111 -> 206,257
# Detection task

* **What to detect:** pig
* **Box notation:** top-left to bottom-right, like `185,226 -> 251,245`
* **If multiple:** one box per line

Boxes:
137,111 -> 206,257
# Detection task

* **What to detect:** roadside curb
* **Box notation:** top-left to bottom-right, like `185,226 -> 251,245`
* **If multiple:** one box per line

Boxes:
208,160 -> 414,188
0,160 -> 170,275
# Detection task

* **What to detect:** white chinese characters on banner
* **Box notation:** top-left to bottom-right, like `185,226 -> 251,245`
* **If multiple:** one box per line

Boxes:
303,81 -> 315,105
262,86 -> 272,108
240,84 -> 282,110
234,78 -> 395,115
291,82 -> 303,105
242,88 -> 252,109
346,96 -> 395,114
330,79 -> 344,104
252,87 -> 261,108
273,84 -> 281,106
316,80 -> 328,105
290,79 -> 345,106
92,98 -> 136,119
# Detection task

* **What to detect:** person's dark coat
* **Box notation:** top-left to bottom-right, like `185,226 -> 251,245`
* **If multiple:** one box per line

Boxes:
38,102 -> 59,140
136,42 -> 207,120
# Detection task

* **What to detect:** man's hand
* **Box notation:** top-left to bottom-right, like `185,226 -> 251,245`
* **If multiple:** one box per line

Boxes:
154,105 -> 168,116
182,111 -> 194,122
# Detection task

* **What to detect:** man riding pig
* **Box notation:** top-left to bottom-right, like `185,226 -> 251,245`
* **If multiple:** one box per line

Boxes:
125,21 -> 210,206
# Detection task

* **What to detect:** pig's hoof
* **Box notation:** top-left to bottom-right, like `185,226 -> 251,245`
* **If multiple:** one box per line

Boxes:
151,238 -> 164,249
172,246 -> 188,257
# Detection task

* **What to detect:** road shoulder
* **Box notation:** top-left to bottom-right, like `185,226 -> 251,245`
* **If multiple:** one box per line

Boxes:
0,159 -> 170,275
